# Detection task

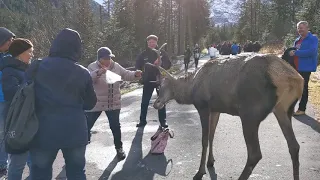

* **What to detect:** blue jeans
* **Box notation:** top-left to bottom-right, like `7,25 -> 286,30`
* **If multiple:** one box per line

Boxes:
30,146 -> 86,180
7,152 -> 32,180
0,102 -> 7,169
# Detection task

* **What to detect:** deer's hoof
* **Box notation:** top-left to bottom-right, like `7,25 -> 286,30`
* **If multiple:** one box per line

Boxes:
193,171 -> 205,180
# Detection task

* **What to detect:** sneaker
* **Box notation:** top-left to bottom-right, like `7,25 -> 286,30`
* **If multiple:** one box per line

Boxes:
136,122 -> 147,127
293,110 -> 305,116
116,148 -> 126,161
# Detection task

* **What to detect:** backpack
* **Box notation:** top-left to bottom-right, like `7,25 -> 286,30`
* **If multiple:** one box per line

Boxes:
150,126 -> 174,154
4,60 -> 41,150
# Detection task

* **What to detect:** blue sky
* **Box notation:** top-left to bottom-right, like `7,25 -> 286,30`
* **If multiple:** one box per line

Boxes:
95,0 -> 103,4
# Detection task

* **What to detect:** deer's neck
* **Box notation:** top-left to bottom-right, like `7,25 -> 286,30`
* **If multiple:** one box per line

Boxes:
173,78 -> 194,104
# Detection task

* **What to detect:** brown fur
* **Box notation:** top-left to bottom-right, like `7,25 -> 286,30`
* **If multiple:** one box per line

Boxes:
153,54 -> 303,180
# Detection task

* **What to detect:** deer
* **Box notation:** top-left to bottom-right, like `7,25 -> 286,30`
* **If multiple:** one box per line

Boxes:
149,54 -> 304,180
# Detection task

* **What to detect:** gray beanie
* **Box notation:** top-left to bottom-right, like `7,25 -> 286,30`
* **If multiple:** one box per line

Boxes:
0,27 -> 15,46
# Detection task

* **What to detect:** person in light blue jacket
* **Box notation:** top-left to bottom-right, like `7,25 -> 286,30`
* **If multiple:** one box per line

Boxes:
289,21 -> 319,116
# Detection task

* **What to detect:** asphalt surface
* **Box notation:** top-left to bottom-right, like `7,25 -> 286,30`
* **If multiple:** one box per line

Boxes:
19,54 -> 320,180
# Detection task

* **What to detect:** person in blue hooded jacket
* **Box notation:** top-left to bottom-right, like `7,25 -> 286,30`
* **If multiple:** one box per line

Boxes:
27,28 -> 97,180
289,21 -> 319,116
231,42 -> 239,55
0,27 -> 15,175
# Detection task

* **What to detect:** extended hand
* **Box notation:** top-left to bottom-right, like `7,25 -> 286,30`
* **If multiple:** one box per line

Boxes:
154,59 -> 160,66
97,68 -> 106,76
289,50 -> 296,56
135,70 -> 142,77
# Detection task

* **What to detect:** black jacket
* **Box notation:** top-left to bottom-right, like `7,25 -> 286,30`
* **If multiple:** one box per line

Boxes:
135,47 -> 172,84
281,47 -> 297,69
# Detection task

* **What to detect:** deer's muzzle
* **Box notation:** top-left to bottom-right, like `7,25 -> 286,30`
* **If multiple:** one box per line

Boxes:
153,98 -> 165,109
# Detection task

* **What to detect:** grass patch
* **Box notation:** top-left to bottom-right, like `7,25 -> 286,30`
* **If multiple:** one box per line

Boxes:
167,65 -> 181,74
120,84 -> 142,95
308,68 -> 320,123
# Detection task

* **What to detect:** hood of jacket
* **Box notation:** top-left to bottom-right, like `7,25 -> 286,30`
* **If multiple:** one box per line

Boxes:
49,28 -> 82,61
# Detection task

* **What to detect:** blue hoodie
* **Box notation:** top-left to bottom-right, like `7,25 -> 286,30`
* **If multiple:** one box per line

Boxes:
293,32 -> 319,72
231,44 -> 239,55
26,28 -> 97,149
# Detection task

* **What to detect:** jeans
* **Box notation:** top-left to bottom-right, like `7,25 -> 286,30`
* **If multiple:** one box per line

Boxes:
139,83 -> 166,125
298,72 -> 311,111
7,152 -> 32,180
0,102 -> 7,169
30,146 -> 86,180
86,110 -> 122,149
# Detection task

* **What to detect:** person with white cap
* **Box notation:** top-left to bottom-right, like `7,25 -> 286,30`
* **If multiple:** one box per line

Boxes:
86,47 -> 142,160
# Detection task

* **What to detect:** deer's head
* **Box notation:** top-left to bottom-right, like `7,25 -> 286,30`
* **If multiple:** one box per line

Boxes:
145,63 -> 176,109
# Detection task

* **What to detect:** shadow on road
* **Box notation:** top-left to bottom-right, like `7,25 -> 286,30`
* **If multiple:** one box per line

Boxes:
98,156 -> 118,180
55,165 -> 66,179
109,126 -> 172,180
294,114 -> 320,133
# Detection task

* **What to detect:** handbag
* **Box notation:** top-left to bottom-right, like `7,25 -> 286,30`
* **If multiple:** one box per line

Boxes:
150,126 -> 174,154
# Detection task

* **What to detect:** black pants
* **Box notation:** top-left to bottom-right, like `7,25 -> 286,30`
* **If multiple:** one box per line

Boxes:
139,83 -> 166,125
194,58 -> 199,68
184,59 -> 190,72
86,109 -> 122,149
298,72 -> 311,111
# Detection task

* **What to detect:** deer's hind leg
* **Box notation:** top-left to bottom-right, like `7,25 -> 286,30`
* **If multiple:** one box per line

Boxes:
207,112 -> 220,167
273,101 -> 300,180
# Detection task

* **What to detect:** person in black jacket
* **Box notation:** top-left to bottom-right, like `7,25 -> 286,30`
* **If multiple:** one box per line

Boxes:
135,35 -> 172,128
1,38 -> 33,180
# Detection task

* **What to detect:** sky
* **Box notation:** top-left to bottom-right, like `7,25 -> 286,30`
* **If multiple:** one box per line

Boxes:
95,0 -> 103,5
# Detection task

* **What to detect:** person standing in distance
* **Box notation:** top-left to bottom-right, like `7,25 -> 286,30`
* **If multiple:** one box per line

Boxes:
135,35 -> 172,128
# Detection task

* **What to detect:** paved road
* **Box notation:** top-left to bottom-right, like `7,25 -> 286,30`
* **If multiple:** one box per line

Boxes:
21,54 -> 320,180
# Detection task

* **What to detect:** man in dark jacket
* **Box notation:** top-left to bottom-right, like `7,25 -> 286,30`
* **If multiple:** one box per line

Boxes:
27,28 -> 97,180
0,27 -> 15,174
135,35 -> 172,128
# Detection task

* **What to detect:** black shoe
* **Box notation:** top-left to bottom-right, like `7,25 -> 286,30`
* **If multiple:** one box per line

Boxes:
116,148 -> 126,161
160,122 -> 168,128
0,167 -> 7,176
136,122 -> 147,127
